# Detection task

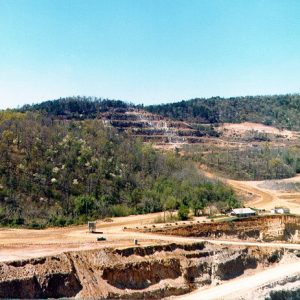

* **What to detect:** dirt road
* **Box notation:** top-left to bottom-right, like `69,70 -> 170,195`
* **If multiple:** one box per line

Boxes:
2,211 -> 300,262
228,176 -> 300,214
200,166 -> 300,214
0,212 -> 167,261
0,212 -> 210,261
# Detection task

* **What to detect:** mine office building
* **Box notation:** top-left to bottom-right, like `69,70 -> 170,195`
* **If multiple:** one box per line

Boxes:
231,208 -> 257,218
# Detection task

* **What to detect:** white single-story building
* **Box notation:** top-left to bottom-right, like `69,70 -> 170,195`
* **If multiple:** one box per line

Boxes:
231,208 -> 257,218
270,207 -> 290,214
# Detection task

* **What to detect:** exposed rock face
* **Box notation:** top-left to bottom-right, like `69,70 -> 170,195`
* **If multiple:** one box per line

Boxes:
102,258 -> 182,290
142,215 -> 300,243
99,108 -> 215,144
0,242 -> 288,299
0,254 -> 82,298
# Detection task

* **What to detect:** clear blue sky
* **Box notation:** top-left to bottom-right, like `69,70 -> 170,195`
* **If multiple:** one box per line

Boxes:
1,0 -> 300,109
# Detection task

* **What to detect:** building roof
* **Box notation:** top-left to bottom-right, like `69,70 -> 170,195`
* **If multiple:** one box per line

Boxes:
232,208 -> 256,214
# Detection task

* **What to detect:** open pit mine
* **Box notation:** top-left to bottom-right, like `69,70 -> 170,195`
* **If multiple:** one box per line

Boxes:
0,242 -> 293,299
1,215 -> 300,299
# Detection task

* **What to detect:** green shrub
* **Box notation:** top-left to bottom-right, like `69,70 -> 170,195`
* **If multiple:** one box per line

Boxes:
110,205 -> 133,217
50,216 -> 68,227
27,220 -> 46,229
154,213 -> 178,223
74,195 -> 96,216
12,217 -> 25,226
178,205 -> 189,220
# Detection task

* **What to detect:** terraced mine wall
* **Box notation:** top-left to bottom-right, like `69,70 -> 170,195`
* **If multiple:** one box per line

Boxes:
99,108 -> 216,144
141,215 -> 300,243
0,242 -> 288,299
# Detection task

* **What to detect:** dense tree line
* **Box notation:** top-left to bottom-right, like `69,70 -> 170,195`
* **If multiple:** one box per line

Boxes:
146,94 -> 300,130
21,94 -> 300,130
0,110 -> 239,227
20,96 -> 129,119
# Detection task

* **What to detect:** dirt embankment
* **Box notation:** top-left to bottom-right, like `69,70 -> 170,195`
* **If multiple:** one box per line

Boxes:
140,215 -> 300,243
0,242 -> 287,299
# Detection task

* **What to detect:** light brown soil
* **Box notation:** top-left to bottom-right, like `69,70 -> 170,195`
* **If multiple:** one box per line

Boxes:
229,176 -> 300,213
3,211 -> 300,263
0,213 -> 215,262
199,166 -> 300,214
0,212 -> 164,261
220,122 -> 298,140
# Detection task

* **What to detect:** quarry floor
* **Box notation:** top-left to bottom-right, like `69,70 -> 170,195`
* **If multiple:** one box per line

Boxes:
0,212 -> 211,261
2,211 -> 300,262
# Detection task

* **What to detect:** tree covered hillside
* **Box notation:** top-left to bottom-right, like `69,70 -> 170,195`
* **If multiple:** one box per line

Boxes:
22,95 -> 300,130
146,94 -> 300,130
0,110 -> 238,227
194,146 -> 300,180
21,96 -> 129,119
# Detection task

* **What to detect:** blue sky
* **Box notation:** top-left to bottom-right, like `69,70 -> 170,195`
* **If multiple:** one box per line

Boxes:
1,0 -> 300,109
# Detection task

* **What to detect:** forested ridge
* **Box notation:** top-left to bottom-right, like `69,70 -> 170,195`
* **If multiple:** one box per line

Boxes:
0,107 -> 238,228
147,94 -> 300,130
21,94 -> 300,130
20,96 -> 129,119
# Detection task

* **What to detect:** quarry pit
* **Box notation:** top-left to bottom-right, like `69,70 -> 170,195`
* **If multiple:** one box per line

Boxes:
1,214 -> 300,299
0,241 -> 296,299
